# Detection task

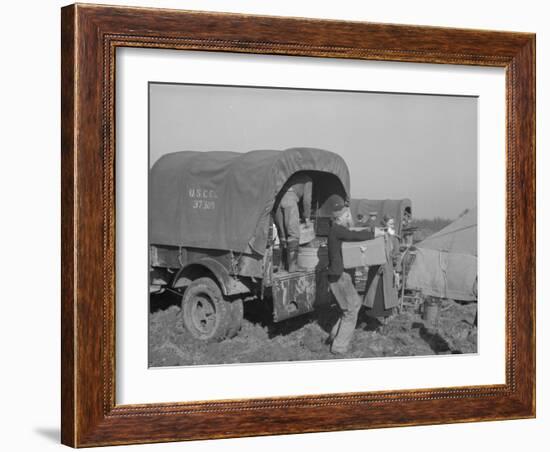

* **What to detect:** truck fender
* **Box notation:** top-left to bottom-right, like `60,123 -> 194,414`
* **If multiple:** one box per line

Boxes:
172,257 -> 250,297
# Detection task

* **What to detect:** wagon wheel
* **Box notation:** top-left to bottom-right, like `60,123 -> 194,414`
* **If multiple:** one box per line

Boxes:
181,277 -> 243,341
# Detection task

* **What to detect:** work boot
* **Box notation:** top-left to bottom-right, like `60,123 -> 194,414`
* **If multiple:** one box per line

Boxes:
330,345 -> 348,355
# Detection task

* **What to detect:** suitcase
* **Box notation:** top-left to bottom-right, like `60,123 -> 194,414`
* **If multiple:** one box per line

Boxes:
342,236 -> 387,268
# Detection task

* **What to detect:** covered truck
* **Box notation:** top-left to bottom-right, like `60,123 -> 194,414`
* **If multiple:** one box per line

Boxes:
149,147 -> 350,341
350,198 -> 412,239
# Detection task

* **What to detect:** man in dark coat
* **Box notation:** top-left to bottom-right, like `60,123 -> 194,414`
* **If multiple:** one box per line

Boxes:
366,211 -> 378,232
327,202 -> 374,354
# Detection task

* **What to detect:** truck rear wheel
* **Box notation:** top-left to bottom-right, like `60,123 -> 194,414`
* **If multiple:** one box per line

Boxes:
181,277 -> 243,341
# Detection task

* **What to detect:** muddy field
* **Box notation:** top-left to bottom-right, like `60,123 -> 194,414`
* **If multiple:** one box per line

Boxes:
149,290 -> 477,367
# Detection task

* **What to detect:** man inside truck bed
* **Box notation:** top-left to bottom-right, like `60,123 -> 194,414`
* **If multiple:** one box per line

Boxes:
274,173 -> 313,272
327,202 -> 375,354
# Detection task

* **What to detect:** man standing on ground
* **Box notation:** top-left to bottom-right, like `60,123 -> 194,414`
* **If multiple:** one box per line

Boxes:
327,202 -> 374,354
364,215 -> 400,320
366,211 -> 378,232
274,173 -> 313,272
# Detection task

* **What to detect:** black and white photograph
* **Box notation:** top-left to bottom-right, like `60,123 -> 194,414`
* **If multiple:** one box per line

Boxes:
148,82 -> 478,367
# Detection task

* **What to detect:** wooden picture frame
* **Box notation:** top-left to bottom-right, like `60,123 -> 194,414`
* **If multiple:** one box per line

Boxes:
61,3 -> 535,447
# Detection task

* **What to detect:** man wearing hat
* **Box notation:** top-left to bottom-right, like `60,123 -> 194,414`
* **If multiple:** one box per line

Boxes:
327,201 -> 375,354
366,211 -> 378,234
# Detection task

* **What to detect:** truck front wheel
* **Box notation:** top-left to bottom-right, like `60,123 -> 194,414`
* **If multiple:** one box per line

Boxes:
181,277 -> 243,341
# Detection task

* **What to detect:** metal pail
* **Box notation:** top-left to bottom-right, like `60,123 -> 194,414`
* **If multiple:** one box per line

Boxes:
422,298 -> 440,326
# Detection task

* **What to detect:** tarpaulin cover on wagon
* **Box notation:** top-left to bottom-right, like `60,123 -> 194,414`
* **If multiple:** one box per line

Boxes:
149,148 -> 350,255
406,207 -> 478,301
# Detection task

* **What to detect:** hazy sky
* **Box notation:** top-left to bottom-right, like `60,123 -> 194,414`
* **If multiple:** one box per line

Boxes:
149,83 -> 477,219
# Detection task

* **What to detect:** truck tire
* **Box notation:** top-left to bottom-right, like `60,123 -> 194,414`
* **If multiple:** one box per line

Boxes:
181,277 -> 243,341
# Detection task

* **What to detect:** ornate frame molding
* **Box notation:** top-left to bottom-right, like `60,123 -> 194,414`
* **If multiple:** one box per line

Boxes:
61,4 -> 535,447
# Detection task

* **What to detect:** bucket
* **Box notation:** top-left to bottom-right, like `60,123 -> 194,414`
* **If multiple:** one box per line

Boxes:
297,246 -> 328,269
422,297 -> 440,327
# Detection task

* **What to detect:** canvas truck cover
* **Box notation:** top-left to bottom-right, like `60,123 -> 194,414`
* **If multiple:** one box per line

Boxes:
350,199 -> 412,235
406,208 -> 478,301
149,148 -> 350,255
